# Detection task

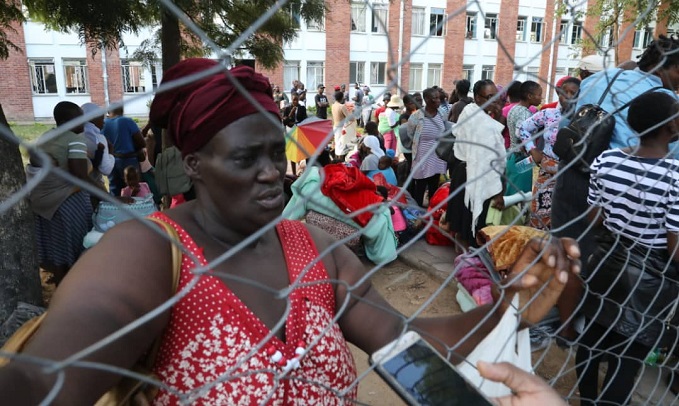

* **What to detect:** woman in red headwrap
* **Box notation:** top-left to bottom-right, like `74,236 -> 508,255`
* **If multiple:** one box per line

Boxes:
0,59 -> 581,405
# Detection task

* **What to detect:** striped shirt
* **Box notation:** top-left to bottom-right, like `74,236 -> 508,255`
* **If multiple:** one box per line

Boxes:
411,113 -> 448,179
588,149 -> 679,248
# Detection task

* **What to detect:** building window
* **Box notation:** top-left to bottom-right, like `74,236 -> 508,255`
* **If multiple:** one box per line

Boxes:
370,62 -> 387,85
412,7 -> 427,36
430,7 -> 446,37
351,3 -> 367,32
409,63 -> 423,91
121,60 -> 145,93
531,17 -> 544,43
484,14 -> 498,39
289,0 -> 302,28
307,16 -> 325,31
599,28 -> 613,48
284,62 -> 300,91
63,59 -> 88,94
570,22 -> 583,45
559,20 -> 568,42
306,61 -> 324,90
463,65 -> 474,82
150,61 -> 163,90
350,61 -> 365,85
633,29 -> 652,49
29,59 -> 57,94
427,64 -> 442,88
516,17 -> 527,41
372,5 -> 388,33
466,13 -> 476,39
481,65 -> 494,80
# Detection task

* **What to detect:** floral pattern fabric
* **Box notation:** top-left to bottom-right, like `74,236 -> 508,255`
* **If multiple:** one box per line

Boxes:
150,213 -> 357,405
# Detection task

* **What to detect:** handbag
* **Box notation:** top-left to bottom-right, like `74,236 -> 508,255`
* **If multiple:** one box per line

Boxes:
0,217 -> 183,405
554,69 -> 662,174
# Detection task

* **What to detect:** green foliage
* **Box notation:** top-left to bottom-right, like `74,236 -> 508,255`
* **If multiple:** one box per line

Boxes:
19,0 -> 326,68
0,1 -> 25,59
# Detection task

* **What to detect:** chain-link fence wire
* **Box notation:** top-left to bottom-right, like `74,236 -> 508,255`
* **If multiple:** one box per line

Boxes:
2,0 -> 679,404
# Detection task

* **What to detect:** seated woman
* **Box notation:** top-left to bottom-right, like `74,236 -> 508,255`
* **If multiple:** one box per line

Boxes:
575,91 -> 679,406
0,59 -> 580,405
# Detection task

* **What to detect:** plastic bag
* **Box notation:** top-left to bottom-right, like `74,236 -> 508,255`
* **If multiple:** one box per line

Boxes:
456,294 -> 532,398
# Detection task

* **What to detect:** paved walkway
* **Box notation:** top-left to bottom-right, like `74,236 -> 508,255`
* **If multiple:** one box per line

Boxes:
396,238 -> 675,405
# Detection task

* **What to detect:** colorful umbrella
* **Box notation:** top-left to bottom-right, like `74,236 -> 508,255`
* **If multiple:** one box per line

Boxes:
285,117 -> 333,163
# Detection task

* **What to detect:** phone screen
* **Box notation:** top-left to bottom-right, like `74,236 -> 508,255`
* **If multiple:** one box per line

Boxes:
376,339 -> 493,406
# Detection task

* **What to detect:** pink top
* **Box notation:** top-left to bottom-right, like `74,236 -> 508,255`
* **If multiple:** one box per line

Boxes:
121,182 -> 152,198
150,214 -> 358,405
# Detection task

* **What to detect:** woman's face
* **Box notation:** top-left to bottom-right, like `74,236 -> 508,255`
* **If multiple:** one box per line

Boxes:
558,82 -> 580,109
474,84 -> 499,107
191,113 -> 287,233
528,86 -> 544,106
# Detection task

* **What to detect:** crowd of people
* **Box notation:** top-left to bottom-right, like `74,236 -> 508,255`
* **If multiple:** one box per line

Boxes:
6,33 -> 679,405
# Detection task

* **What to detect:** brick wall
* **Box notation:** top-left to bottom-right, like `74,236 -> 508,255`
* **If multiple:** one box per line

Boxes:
387,0 -> 412,93
0,21 -> 34,122
257,61 -> 284,89
442,0 -> 467,93
582,0 -> 599,56
617,9 -> 636,64
538,2 -> 560,99
655,1 -> 671,35
495,0 -> 519,86
325,0 -> 351,101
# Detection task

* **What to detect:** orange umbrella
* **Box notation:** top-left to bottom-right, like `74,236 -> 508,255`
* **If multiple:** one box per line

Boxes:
285,117 -> 333,163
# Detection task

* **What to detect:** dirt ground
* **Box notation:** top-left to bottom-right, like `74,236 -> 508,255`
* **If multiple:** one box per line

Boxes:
354,259 -> 579,405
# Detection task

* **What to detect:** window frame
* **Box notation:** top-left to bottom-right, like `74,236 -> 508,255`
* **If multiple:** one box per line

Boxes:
481,65 -> 494,81
466,13 -> 476,39
412,7 -> 427,36
463,65 -> 474,83
62,58 -> 89,94
516,16 -> 527,42
429,7 -> 446,37
570,21 -> 583,45
484,14 -> 498,40
306,61 -> 325,91
409,63 -> 423,92
121,59 -> 146,94
370,61 -> 387,85
284,61 -> 301,92
28,58 -> 58,95
427,63 -> 442,88
349,61 -> 365,85
559,20 -> 568,42
371,4 -> 389,34
351,3 -> 367,33
530,17 -> 544,43
307,15 -> 325,31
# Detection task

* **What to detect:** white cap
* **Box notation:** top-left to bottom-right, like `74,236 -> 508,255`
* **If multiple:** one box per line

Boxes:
81,102 -> 103,115
577,54 -> 606,72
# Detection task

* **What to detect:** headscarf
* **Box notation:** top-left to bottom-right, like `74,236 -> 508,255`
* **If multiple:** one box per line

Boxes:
149,58 -> 280,157
363,135 -> 384,158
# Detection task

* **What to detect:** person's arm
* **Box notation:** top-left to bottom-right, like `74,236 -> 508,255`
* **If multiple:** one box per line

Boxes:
0,221 -> 174,404
306,225 -> 580,359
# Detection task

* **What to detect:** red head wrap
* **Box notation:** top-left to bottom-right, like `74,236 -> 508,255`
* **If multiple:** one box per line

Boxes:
149,59 -> 280,157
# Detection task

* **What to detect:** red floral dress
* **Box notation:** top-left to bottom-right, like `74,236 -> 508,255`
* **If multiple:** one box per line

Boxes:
150,213 -> 357,405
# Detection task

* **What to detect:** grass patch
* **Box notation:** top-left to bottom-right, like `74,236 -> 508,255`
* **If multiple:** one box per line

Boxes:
11,123 -> 52,144
9,123 -> 52,164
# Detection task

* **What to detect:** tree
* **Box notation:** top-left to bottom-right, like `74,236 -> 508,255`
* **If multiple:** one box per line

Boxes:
0,1 -> 25,60
22,0 -> 326,71
0,106 -> 43,344
574,0 -> 679,64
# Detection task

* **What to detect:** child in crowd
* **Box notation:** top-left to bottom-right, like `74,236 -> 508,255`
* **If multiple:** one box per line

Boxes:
121,165 -> 152,199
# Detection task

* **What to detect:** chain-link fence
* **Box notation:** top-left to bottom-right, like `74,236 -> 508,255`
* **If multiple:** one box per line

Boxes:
2,0 -> 679,404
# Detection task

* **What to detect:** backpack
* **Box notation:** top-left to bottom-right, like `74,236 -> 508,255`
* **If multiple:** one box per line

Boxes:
553,70 -> 662,174
154,146 -> 192,196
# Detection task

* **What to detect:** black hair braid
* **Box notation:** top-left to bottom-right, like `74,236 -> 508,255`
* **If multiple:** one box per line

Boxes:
472,79 -> 495,96
637,34 -> 679,72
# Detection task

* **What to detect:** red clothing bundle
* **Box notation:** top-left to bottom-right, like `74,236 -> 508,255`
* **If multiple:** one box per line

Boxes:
321,164 -> 383,227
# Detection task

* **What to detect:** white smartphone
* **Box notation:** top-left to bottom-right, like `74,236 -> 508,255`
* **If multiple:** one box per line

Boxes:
370,331 -> 494,406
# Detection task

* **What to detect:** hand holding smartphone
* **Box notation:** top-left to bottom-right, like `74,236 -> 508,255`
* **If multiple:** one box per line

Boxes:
370,331 -> 494,406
